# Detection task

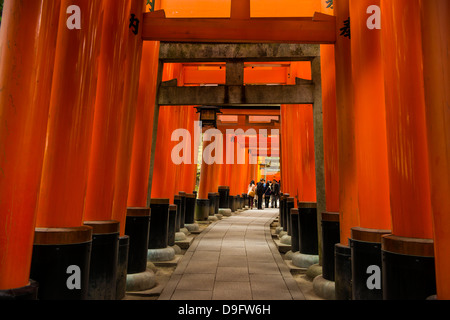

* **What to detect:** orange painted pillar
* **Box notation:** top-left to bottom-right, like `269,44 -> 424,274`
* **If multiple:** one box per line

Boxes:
320,43 -> 339,213
224,129 -> 235,193
36,0 -> 103,227
280,106 -> 289,195
180,107 -> 200,194
196,132 -> 218,220
112,0 -> 147,300
197,138 -> 214,200
210,152 -> 222,195
380,0 -> 435,300
111,0 -> 146,237
127,0 -> 162,208
319,0 -> 340,282
333,0 -> 358,300
172,105 -> 186,196
348,0 -> 392,300
334,0 -> 359,246
127,41 -> 160,208
176,106 -> 197,194
285,62 -> 316,207
299,104 -> 316,203
420,0 -> 450,300
0,0 -> 61,294
32,0 -> 103,300
151,105 -> 178,203
350,0 -> 390,231
151,63 -> 184,203
217,126 -> 230,189
84,0 -> 130,223
240,145 -> 251,197
228,133 -> 239,197
287,105 -> 301,205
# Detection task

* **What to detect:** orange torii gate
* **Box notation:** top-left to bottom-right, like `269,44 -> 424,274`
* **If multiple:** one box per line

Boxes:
1,0 -> 448,302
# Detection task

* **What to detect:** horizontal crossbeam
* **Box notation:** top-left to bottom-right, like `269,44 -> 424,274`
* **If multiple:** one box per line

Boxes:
158,84 -> 314,106
158,42 -> 320,63
142,10 -> 336,45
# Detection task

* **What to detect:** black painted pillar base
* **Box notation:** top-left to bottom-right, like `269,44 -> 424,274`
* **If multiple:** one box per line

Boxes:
285,197 -> 295,236
168,205 -> 177,247
184,194 -> 196,225
228,195 -> 235,212
382,234 -> 436,300
218,186 -> 230,209
0,280 -> 39,300
125,208 -> 151,275
321,212 -> 340,281
178,192 -> 187,229
279,194 -> 285,230
83,220 -> 120,300
350,227 -> 390,300
298,202 -> 318,255
282,194 -> 290,233
30,226 -> 93,300
174,195 -> 182,232
242,194 -> 248,208
290,208 -> 300,253
334,243 -> 352,300
214,192 -> 220,214
208,192 -> 216,216
149,199 -> 170,249
195,199 -> 210,221
116,235 -> 129,300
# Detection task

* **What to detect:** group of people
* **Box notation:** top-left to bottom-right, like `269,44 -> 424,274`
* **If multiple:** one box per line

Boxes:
247,178 -> 280,210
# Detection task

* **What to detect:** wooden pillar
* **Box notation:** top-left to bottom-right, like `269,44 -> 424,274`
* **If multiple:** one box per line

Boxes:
334,0 -> 359,246
320,44 -> 339,213
198,137 -> 215,200
84,0 -> 131,222
333,0 -> 357,300
35,0 -> 103,228
280,106 -> 288,194
0,0 -> 60,293
380,0 -> 435,300
111,0 -> 146,237
347,0 -> 392,300
350,0 -> 390,231
127,0 -> 163,207
420,0 -> 450,300
151,104 -> 179,203
127,41 -> 161,208
32,0 -> 104,300
176,106 -> 199,195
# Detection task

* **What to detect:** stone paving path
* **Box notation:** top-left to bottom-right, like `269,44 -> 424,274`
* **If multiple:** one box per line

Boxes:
158,208 -> 306,300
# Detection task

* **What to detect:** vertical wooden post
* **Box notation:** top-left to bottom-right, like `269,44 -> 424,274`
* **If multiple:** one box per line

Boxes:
36,0 -> 103,229
380,0 -> 435,300
334,0 -> 359,246
0,0 -> 61,293
333,0 -> 357,300
32,0 -> 104,300
84,0 -> 131,222
347,0 -> 392,300
112,0 -> 147,237
127,42 -> 161,208
420,0 -> 450,300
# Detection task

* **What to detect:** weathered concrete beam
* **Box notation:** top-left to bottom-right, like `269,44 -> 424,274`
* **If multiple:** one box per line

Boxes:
158,84 -> 314,106
311,56 -> 326,266
158,43 -> 320,63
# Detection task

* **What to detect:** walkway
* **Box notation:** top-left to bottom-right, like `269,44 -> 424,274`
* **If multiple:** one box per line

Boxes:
158,208 -> 306,300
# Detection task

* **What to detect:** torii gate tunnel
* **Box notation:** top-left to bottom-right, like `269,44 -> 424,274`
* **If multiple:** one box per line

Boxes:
0,0 -> 449,304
